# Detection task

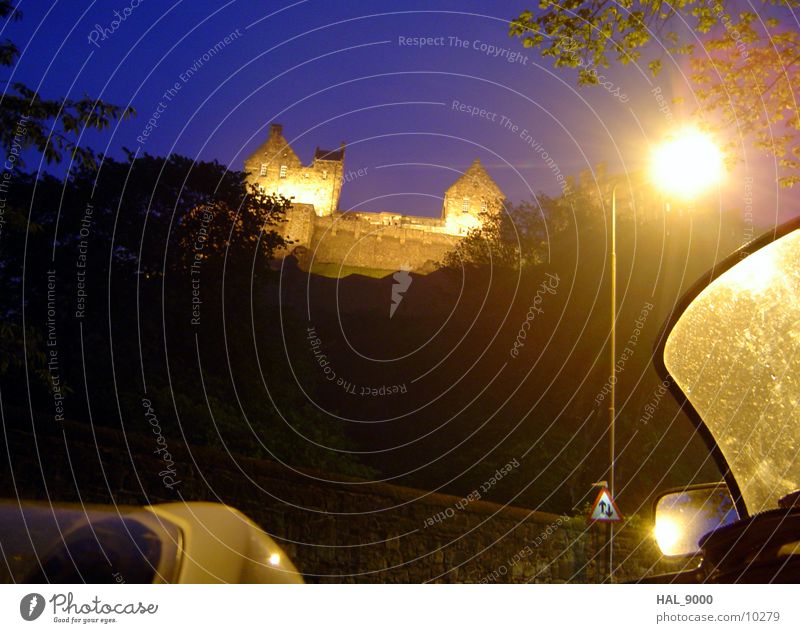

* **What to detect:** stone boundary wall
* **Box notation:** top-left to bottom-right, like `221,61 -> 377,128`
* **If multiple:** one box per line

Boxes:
1,417 -> 677,583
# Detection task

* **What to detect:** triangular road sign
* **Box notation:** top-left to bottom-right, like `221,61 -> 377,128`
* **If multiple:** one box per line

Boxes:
588,487 -> 623,523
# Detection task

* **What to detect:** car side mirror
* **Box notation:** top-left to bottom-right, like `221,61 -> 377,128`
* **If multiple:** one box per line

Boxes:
653,484 -> 739,557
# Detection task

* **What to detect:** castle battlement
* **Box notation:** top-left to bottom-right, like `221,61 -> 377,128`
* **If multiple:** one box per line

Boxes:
245,124 -> 505,273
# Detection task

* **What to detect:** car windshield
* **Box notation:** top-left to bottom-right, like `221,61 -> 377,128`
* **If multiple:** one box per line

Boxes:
664,228 -> 800,515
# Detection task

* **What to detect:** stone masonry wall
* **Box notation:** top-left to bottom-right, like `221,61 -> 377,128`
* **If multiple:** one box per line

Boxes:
275,203 -> 315,254
1,416 -> 677,583
302,214 -> 460,272
442,158 -> 504,234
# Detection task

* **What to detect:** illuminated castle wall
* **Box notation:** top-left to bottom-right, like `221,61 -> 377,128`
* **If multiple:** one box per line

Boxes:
245,124 -> 505,272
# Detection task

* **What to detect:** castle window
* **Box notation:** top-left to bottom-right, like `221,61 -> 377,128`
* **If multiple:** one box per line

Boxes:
481,200 -> 488,213
279,165 -> 287,178
322,170 -> 328,180
259,163 -> 267,177
461,198 -> 469,214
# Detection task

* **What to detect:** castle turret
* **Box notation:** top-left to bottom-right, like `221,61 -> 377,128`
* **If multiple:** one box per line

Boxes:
244,123 -> 343,216
442,158 -> 504,235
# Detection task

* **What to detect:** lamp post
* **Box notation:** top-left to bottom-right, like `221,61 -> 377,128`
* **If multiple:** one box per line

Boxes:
605,127 -> 724,583
608,183 -> 617,584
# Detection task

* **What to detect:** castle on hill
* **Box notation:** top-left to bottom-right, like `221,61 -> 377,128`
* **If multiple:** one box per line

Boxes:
244,124 -> 505,273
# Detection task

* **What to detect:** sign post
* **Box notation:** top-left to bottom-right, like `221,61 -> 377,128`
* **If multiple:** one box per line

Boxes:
588,482 -> 623,582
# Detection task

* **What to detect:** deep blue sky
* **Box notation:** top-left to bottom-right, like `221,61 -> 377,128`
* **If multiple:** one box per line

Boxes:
3,0 -> 795,224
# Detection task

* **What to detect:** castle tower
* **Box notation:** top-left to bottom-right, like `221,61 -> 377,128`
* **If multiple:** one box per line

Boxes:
244,123 -> 344,216
441,158 -> 504,235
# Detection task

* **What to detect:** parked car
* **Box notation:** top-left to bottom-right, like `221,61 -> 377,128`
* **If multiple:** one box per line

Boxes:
0,501 -> 303,583
645,217 -> 800,582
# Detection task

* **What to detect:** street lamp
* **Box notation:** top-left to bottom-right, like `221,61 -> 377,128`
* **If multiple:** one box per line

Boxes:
605,127 -> 723,582
649,128 -> 725,199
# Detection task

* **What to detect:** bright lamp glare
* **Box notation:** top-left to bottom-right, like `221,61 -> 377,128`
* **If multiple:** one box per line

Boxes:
654,517 -> 681,555
268,553 -> 281,566
650,129 -> 724,198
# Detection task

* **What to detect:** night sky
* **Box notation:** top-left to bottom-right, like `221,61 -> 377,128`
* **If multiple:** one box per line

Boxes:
4,0 -> 796,224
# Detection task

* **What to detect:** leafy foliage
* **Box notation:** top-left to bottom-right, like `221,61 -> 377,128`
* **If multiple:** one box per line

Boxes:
690,16 -> 800,187
175,181 -> 291,274
509,1 -> 722,83
0,3 -> 373,480
509,1 -> 800,186
0,1 -> 133,386
440,202 -> 538,270
0,1 -> 134,171
441,175 -> 609,270
0,152 -> 375,478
